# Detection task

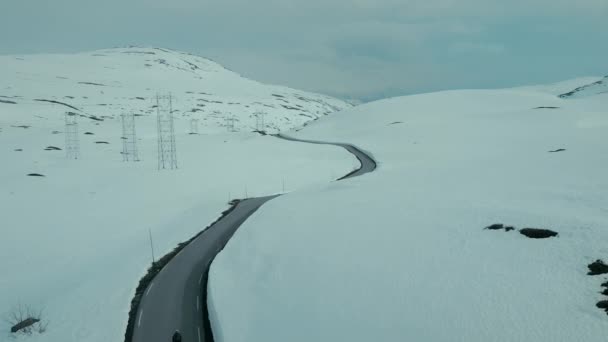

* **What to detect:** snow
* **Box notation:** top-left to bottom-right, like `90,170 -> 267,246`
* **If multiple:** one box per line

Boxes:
0,48 -> 358,341
0,47 -> 352,134
209,87 -> 608,341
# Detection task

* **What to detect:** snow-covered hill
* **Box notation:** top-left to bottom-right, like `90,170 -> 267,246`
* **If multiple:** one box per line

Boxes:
0,47 -> 351,134
0,48 -> 358,342
209,85 -> 608,341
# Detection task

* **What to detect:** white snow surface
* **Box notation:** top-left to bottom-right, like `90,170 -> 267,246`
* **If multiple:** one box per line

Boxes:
0,47 -> 352,134
209,87 -> 608,341
0,48 -> 358,341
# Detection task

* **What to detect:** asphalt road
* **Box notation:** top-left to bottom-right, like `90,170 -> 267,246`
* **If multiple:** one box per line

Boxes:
131,134 -> 376,342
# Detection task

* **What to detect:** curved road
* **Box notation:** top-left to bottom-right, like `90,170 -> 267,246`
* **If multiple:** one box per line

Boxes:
131,134 -> 376,342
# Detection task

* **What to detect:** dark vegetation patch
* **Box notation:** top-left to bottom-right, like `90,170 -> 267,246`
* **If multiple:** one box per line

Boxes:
95,141 -> 110,144
124,200 -> 242,342
519,228 -> 558,239
27,173 -> 45,177
44,146 -> 62,151
597,301 -> 608,311
534,106 -> 560,109
78,82 -> 107,87
0,99 -> 17,104
588,260 -> 608,276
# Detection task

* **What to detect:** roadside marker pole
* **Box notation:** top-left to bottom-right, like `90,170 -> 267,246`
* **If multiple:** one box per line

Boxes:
148,228 -> 156,263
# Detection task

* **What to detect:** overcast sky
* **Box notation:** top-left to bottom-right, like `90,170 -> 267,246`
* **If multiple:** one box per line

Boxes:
1,0 -> 607,101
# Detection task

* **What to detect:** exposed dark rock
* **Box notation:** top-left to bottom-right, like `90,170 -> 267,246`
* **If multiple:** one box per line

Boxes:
485,223 -> 504,230
34,98 -> 80,111
519,228 -> 558,239
12,125 -> 30,129
389,121 -> 404,125
84,132 -> 94,135
78,81 -> 107,86
588,260 -> 608,275
11,318 -> 40,333
0,99 -> 17,104
44,146 -> 62,151
27,173 -> 45,177
505,226 -> 515,232
549,149 -> 566,153
14,149 -> 23,152
597,301 -> 608,311
534,106 -> 560,109
95,141 -> 110,144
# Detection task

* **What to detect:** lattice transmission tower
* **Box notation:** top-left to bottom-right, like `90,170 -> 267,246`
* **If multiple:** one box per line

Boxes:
255,112 -> 266,132
121,112 -> 140,162
156,94 -> 178,170
225,115 -> 237,132
190,118 -> 200,134
65,112 -> 80,159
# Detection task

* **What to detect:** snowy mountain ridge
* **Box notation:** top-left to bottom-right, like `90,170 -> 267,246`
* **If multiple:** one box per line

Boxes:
0,47 -> 352,133
559,75 -> 608,99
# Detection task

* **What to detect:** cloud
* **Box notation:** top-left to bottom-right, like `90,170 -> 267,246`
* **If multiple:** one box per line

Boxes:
0,0 -> 607,101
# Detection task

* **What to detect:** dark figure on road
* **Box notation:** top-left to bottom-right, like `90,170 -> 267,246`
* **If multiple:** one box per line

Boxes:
172,330 -> 182,342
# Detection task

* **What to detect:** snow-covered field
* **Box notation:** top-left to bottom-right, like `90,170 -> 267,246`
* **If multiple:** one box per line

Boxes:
0,49 -> 357,341
209,80 -> 608,341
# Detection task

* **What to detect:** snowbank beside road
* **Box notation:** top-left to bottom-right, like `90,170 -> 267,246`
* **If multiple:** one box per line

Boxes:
210,87 -> 608,341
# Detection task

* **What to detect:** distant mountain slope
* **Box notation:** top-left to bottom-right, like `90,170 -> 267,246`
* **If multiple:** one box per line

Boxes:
0,47 -> 352,133
559,76 -> 608,99
512,77 -> 603,96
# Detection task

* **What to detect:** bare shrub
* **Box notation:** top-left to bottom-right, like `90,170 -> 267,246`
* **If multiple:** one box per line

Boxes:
4,303 -> 49,336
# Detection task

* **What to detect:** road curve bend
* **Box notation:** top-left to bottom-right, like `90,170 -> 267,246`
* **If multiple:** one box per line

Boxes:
130,134 -> 376,342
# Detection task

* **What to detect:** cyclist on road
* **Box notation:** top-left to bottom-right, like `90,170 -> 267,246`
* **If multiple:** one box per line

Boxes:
172,330 -> 182,342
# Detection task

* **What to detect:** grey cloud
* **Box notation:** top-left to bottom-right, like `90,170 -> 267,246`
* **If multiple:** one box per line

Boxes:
0,0 -> 607,101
